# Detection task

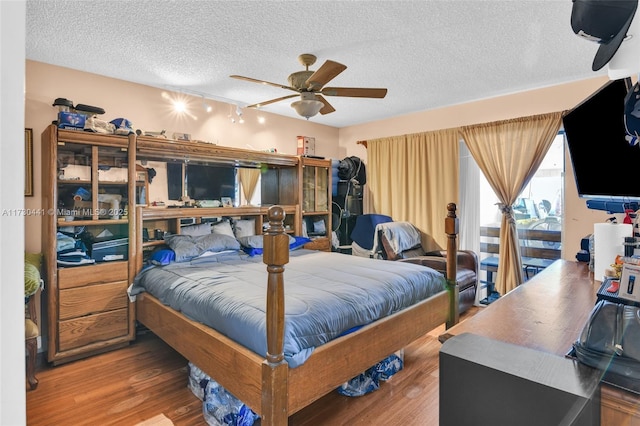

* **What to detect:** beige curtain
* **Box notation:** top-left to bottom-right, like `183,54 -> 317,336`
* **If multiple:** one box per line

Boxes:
461,112 -> 563,295
238,168 -> 261,205
367,128 -> 459,251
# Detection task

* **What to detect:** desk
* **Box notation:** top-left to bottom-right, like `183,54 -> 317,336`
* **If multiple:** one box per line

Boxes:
442,260 -> 640,425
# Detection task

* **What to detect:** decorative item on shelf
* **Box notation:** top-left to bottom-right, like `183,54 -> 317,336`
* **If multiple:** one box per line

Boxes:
73,187 -> 91,201
53,98 -> 106,130
221,197 -> 233,208
74,103 -> 105,117
110,118 -> 135,135
196,200 -> 221,208
173,132 -> 191,141
97,194 -> 122,219
84,116 -> 115,134
136,128 -> 167,138
297,135 -> 315,156
52,97 -> 73,113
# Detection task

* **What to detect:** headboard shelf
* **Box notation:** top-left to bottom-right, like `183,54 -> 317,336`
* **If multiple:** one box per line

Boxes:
135,205 -> 301,272
137,137 -> 299,167
139,205 -> 299,221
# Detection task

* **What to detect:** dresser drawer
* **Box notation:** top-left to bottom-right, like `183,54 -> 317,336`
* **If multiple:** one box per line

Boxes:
58,308 -> 129,352
59,280 -> 129,320
58,261 -> 128,289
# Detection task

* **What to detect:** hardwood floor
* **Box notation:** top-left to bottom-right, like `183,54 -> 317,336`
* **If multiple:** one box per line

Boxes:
26,307 -> 479,425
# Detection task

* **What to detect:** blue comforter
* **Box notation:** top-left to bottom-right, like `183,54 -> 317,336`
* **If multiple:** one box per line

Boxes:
130,249 -> 446,367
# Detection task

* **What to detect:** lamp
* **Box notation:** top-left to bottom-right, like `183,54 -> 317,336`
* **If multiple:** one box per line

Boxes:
291,92 -> 323,119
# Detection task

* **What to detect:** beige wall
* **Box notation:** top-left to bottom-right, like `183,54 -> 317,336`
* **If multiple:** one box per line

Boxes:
26,60 -> 618,262
339,76 -> 613,261
24,60 -> 340,252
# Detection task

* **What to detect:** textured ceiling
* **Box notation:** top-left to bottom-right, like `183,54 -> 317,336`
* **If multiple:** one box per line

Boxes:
25,0 -> 605,128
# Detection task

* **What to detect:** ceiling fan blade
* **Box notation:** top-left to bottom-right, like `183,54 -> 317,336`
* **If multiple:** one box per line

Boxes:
230,75 -> 299,92
305,60 -> 347,90
316,95 -> 336,115
245,94 -> 298,109
321,87 -> 388,98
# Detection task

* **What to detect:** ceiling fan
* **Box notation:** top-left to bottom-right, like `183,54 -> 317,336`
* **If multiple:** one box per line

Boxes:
230,54 -> 387,119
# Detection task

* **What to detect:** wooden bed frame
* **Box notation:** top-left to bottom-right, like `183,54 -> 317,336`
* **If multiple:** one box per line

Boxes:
133,203 -> 460,425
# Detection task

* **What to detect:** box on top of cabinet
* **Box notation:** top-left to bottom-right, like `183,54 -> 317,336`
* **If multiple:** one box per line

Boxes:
57,112 -> 86,130
297,136 -> 315,156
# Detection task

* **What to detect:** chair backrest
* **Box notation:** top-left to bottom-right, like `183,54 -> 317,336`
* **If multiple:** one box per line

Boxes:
349,214 -> 393,251
376,221 -> 425,260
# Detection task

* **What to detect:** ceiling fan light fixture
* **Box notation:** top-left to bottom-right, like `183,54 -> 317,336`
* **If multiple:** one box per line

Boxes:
232,53 -> 387,119
291,99 -> 323,119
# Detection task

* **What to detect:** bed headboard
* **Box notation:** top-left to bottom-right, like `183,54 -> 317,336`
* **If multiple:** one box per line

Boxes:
134,205 -> 300,273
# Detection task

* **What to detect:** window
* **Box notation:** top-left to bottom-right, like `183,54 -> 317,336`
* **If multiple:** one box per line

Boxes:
479,133 -> 564,227
473,132 -> 565,293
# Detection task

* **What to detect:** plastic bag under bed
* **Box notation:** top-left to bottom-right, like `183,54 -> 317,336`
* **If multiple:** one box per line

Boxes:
337,350 -> 404,397
188,362 -> 259,426
203,380 -> 259,426
188,351 -> 403,424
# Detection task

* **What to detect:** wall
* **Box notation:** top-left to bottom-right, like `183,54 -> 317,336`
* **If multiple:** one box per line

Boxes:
1,2 -> 26,424
338,76 -> 613,262
26,60 -> 620,262
24,60 -> 340,252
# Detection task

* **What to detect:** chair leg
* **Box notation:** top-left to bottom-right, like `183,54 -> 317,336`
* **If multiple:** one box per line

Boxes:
26,338 -> 38,390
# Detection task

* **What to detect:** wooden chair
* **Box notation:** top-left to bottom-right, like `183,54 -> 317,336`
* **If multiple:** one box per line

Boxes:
25,290 -> 40,390
25,254 -> 43,390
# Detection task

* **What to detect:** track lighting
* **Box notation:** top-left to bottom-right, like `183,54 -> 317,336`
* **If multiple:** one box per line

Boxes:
229,105 -> 244,124
203,96 -> 212,113
236,106 -> 245,123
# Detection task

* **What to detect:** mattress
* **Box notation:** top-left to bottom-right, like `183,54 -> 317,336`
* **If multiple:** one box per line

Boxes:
130,249 -> 446,367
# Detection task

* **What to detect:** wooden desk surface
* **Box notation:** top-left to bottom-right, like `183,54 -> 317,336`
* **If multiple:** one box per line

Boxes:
443,259 -> 596,356
443,260 -> 640,425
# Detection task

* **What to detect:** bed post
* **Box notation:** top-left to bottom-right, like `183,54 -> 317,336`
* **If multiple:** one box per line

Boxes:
262,205 -> 290,425
445,203 -> 460,329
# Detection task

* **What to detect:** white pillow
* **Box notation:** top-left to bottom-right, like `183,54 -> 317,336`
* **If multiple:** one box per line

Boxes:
180,222 -> 211,237
233,219 -> 256,239
211,220 -> 236,238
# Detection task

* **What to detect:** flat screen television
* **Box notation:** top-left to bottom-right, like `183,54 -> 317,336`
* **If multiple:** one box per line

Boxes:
167,163 -> 236,202
563,78 -> 640,200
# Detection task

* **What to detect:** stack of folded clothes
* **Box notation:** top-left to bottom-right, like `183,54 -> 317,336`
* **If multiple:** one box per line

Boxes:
56,232 -> 95,266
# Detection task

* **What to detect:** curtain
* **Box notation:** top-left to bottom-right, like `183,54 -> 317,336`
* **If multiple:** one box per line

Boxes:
461,112 -> 563,295
367,128 -> 459,251
238,168 -> 261,205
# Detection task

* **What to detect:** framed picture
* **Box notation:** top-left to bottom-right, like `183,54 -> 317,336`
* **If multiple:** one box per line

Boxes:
25,128 -> 33,197
221,197 -> 233,207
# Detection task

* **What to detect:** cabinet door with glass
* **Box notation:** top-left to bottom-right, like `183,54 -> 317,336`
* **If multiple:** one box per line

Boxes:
301,157 -> 332,251
42,124 -> 136,365
57,143 -> 130,221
